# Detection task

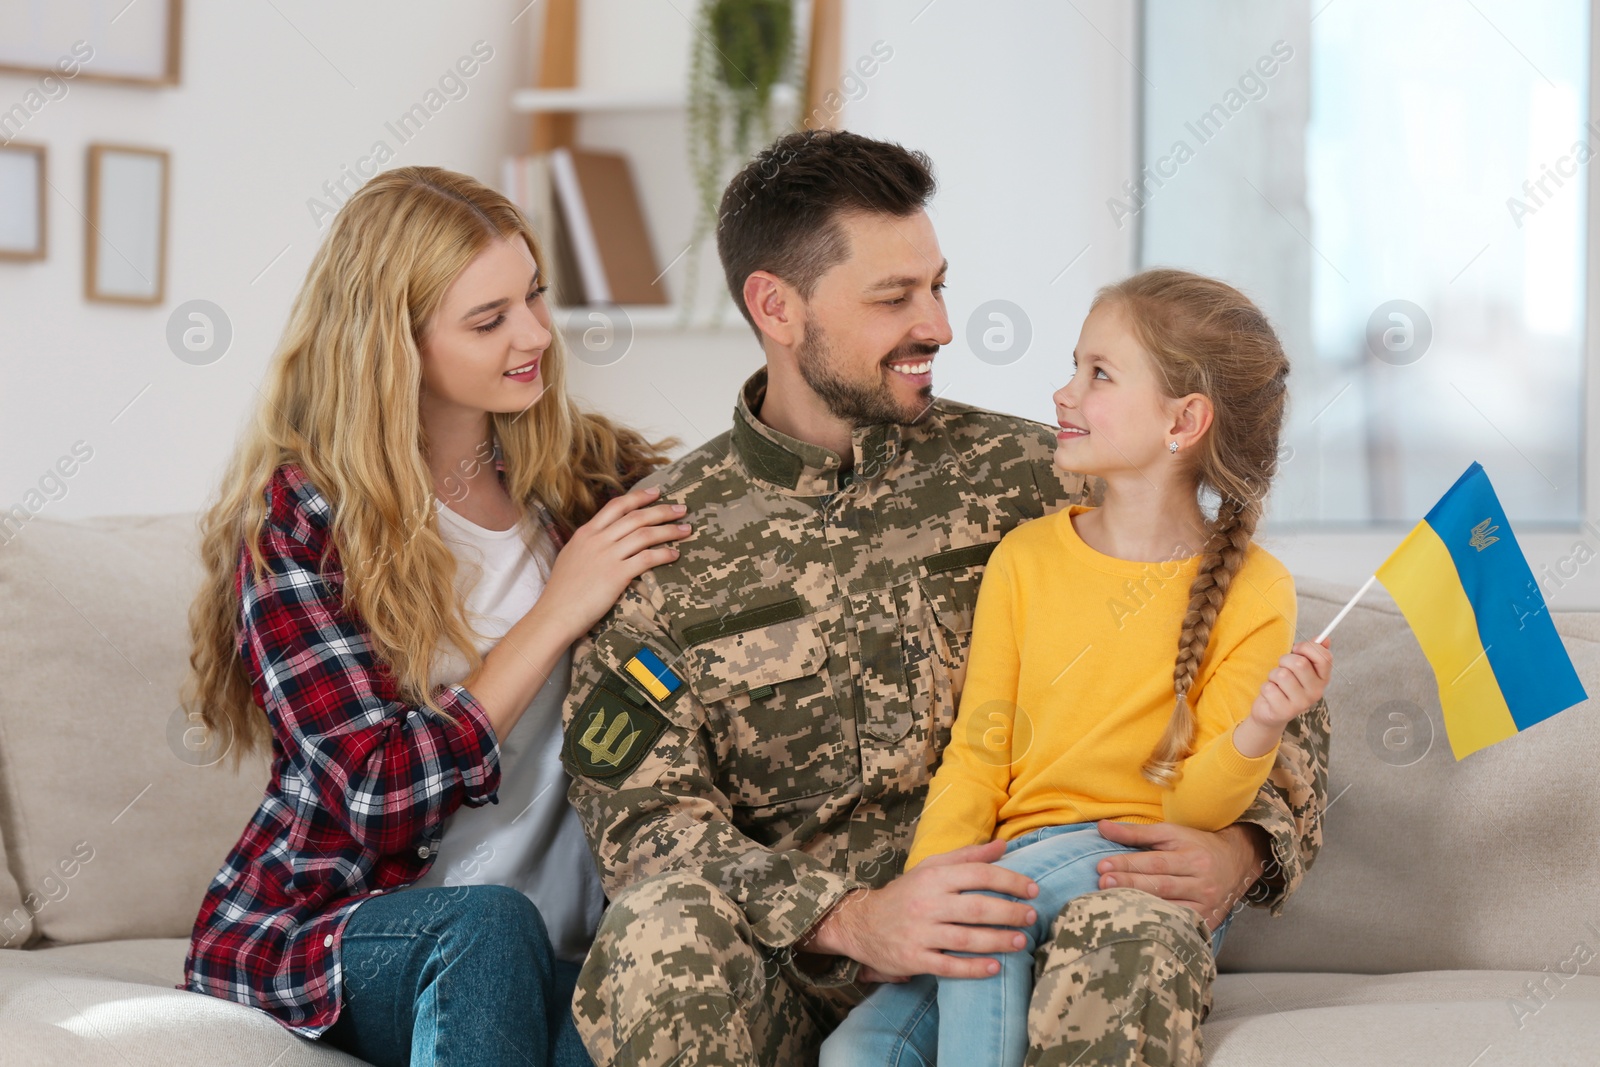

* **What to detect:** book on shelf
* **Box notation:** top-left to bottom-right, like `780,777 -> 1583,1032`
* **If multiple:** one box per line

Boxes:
502,148 -> 667,308
503,154 -> 580,305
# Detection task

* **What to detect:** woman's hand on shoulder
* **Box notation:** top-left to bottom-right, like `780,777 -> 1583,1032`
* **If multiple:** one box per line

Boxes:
541,485 -> 689,641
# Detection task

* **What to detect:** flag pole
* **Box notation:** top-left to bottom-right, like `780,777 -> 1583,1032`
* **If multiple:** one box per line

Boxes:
1314,574 -> 1377,643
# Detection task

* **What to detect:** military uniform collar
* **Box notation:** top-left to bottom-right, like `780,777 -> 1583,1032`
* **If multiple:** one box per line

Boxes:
730,367 -> 917,497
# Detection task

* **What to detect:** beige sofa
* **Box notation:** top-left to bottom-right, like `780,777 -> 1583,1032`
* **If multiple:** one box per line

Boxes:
1,512 -> 1596,1066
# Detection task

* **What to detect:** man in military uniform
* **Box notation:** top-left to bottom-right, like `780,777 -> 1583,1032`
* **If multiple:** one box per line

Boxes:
561,130 -> 1330,1067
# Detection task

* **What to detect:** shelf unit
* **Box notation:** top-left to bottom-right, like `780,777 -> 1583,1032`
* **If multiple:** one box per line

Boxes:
560,303 -> 731,332
512,84 -> 799,115
510,0 -> 820,333
512,87 -> 679,112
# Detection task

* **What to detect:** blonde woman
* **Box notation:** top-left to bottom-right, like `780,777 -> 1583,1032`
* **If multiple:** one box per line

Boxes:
182,166 -> 684,1067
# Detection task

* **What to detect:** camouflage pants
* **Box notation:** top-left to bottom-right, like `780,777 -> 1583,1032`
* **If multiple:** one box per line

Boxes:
575,876 -> 1216,1067
573,869 -> 862,1066
1026,888 -> 1218,1067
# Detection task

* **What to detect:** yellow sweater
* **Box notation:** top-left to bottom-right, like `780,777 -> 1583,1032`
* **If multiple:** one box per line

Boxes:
905,505 -> 1297,871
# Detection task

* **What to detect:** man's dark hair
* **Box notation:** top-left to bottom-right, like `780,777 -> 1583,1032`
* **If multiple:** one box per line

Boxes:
716,129 -> 936,332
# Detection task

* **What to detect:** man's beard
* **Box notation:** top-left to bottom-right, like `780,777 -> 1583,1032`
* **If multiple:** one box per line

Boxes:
795,318 -> 937,428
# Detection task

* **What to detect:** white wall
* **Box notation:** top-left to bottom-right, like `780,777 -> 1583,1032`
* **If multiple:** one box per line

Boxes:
838,0 -> 1140,423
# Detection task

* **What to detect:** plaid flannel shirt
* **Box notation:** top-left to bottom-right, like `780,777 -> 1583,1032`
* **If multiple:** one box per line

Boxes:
182,458 -> 567,1036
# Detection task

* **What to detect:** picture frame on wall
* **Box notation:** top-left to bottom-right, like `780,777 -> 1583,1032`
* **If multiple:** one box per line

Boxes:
0,0 -> 183,87
0,142 -> 46,261
85,143 -> 168,305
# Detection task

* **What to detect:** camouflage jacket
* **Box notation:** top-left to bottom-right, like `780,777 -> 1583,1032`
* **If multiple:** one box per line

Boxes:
562,367 -> 1329,977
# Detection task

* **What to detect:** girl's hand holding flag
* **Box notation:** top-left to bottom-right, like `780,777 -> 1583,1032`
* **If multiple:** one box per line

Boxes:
1234,638 -> 1334,757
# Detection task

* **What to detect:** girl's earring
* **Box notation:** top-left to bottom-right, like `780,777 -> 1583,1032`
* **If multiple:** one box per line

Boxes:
1168,441 -> 1179,454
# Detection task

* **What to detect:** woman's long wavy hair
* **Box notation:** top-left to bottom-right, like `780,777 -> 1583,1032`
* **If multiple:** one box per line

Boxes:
1092,269 -> 1291,788
185,166 -> 675,766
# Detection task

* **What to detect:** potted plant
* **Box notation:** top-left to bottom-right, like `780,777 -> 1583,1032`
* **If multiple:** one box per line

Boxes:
683,0 -> 799,323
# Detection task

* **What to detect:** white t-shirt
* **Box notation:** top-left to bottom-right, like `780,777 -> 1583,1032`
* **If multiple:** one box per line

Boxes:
409,499 -> 606,962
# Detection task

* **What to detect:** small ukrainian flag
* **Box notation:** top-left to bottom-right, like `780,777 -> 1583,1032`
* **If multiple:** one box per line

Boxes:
623,646 -> 682,704
1371,462 -> 1588,759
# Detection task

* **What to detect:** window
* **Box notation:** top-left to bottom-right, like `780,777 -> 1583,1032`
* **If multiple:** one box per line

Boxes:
1140,0 -> 1589,526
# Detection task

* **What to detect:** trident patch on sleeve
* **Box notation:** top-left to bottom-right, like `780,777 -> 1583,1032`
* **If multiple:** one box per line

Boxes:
565,681 -> 668,781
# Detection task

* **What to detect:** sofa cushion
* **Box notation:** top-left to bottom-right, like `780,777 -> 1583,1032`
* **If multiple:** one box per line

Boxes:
0,816 -> 32,948
0,938 -> 367,1065
14,938 -> 193,986
1219,575 -> 1600,975
0,514 -> 269,945
1207,969 -> 1600,1066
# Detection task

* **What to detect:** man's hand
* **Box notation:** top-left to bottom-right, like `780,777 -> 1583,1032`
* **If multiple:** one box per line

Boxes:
1093,821 -> 1270,930
801,840 -> 1040,980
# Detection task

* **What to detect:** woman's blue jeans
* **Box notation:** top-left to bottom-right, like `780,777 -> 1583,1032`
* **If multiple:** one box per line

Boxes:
819,822 -> 1235,1067
321,884 -> 592,1067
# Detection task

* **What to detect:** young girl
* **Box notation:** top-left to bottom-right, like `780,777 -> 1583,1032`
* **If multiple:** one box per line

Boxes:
822,268 -> 1333,1066
182,166 -> 687,1067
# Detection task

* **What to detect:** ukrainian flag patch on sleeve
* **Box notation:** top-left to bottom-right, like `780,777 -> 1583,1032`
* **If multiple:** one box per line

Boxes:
623,646 -> 683,705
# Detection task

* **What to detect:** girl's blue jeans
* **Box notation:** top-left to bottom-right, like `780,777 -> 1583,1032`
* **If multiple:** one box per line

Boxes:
819,822 -> 1236,1067
321,883 -> 593,1067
